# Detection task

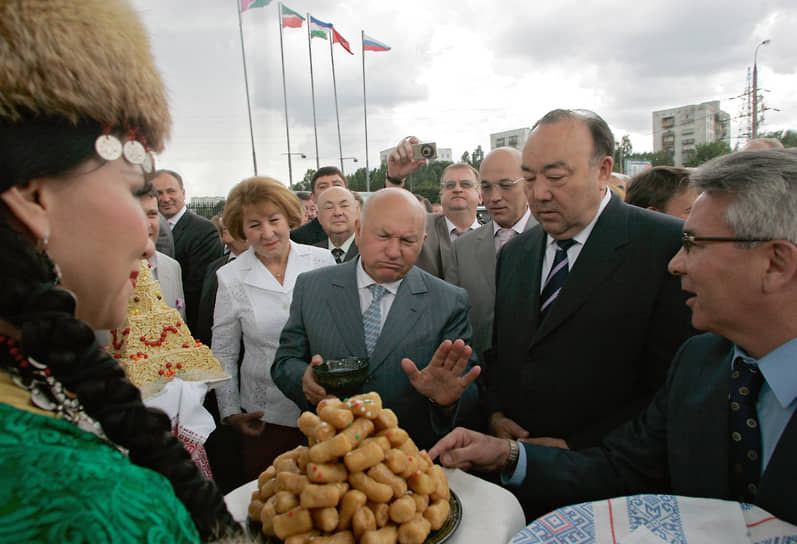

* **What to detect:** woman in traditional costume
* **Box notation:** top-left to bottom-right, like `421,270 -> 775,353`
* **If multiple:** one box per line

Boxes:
0,0 -> 244,541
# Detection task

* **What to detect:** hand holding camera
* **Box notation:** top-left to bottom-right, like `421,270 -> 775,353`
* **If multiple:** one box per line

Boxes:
387,135 -> 437,183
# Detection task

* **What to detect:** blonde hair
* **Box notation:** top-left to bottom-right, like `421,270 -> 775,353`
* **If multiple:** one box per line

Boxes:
223,177 -> 303,240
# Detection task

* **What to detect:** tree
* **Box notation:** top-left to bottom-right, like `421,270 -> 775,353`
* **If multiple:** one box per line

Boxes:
291,169 -> 314,192
761,129 -> 797,148
684,141 -> 732,167
460,145 -> 485,169
627,150 -> 674,167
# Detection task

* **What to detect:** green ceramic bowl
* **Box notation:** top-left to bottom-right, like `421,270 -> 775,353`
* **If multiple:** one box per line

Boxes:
312,357 -> 369,398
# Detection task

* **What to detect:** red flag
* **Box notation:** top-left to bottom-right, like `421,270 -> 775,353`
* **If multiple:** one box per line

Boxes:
333,28 -> 353,55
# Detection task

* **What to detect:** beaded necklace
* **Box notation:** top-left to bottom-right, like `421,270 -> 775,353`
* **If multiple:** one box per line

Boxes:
1,334 -> 126,454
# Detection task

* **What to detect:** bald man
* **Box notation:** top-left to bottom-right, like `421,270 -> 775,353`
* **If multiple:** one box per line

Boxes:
314,186 -> 359,263
444,147 -> 536,368
272,188 -> 481,449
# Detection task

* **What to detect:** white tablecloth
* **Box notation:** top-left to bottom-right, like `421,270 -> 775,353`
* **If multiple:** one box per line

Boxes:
225,467 -> 526,543
510,494 -> 797,544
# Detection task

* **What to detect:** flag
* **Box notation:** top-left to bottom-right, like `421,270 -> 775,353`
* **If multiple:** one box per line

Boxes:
281,4 -> 305,28
310,15 -> 331,40
363,33 -> 391,52
333,28 -> 353,55
241,0 -> 272,12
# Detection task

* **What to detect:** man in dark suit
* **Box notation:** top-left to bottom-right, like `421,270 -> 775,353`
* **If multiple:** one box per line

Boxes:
151,169 -> 223,332
431,148 -> 797,524
290,166 -> 347,245
445,147 -> 536,368
272,188 -> 481,450
485,110 -> 694,450
313,186 -> 359,263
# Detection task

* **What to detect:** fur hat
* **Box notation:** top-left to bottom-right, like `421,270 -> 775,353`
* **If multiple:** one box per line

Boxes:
0,0 -> 170,151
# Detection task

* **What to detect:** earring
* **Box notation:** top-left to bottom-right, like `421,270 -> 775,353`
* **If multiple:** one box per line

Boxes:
36,236 -> 48,253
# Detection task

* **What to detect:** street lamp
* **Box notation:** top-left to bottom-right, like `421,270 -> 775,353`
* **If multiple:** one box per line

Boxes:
340,157 -> 358,177
753,39 -> 770,139
281,152 -> 307,188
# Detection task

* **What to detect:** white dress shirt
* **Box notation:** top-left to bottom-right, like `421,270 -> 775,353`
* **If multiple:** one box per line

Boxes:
539,188 -> 611,292
356,257 -> 404,332
211,242 -> 335,425
444,216 -> 482,242
167,206 -> 187,230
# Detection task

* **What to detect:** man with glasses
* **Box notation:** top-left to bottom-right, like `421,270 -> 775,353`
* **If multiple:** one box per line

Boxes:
484,109 -> 693,455
431,148 -> 797,525
444,147 -> 536,382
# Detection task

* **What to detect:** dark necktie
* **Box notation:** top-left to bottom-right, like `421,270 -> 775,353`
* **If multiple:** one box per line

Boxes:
728,357 -> 765,502
331,248 -> 344,264
539,239 -> 576,318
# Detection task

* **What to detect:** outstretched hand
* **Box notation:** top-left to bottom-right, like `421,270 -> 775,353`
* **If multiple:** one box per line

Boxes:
387,136 -> 427,180
401,339 -> 480,407
429,427 -> 511,472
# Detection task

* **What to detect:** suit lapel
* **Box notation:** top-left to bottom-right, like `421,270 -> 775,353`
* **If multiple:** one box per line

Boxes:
344,242 -> 359,263
435,215 -> 452,273
369,268 -> 428,374
239,249 -> 282,292
531,194 -> 629,345
474,224 -> 497,287
505,227 -> 545,352
326,261 -> 366,356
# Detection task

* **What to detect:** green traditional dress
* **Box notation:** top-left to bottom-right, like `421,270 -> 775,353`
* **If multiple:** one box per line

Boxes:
0,377 -> 201,543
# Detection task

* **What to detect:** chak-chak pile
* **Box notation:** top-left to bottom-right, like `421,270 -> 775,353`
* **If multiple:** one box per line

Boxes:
248,392 -> 451,544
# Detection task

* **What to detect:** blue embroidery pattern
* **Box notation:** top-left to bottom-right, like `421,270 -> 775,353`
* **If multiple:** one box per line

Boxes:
627,495 -> 686,544
511,503 -> 594,543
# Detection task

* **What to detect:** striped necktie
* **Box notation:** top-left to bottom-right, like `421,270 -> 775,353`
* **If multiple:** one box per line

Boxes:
363,284 -> 387,357
539,239 -> 576,318
331,248 -> 344,263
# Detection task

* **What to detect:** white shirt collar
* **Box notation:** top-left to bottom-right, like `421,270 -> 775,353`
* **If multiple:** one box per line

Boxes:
492,207 -> 531,236
444,215 -> 481,237
356,257 -> 403,295
545,187 -> 611,249
328,233 -> 356,253
167,206 -> 188,229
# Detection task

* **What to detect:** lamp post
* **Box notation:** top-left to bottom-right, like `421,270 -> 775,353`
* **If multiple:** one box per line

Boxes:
341,157 -> 358,177
753,39 -> 770,139
281,153 -> 307,189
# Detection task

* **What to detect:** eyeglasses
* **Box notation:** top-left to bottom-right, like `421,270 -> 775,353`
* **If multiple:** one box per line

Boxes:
681,233 -> 772,253
480,178 -> 523,193
441,179 -> 476,190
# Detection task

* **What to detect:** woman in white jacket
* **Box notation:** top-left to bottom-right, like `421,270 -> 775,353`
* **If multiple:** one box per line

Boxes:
211,177 -> 334,479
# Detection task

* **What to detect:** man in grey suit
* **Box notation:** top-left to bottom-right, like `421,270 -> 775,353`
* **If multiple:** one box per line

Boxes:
314,186 -> 359,264
431,148 -> 797,524
272,188 -> 481,449
444,147 -> 536,366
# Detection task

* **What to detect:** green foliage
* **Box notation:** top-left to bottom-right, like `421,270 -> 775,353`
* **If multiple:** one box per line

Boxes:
628,150 -> 674,167
344,160 -> 453,203
460,145 -> 485,169
291,169 -> 315,192
761,129 -> 797,148
684,141 -> 732,167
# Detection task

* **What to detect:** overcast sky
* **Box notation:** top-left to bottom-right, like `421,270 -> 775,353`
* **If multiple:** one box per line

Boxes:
131,0 -> 797,199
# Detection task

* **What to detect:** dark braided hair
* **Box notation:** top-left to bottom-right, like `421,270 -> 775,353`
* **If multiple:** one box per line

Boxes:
0,121 -> 245,542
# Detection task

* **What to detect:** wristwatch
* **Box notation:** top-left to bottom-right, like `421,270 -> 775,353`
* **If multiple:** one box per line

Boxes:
385,173 -> 405,185
502,439 -> 520,478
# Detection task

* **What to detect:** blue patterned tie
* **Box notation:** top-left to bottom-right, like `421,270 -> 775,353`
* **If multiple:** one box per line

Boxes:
540,239 -> 576,318
728,358 -> 765,502
363,284 -> 387,357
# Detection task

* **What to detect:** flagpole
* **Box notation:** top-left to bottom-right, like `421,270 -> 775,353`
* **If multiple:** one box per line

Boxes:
362,31 -> 370,192
278,2 -> 294,188
307,13 -> 320,170
236,0 -> 258,175
329,32 -> 344,175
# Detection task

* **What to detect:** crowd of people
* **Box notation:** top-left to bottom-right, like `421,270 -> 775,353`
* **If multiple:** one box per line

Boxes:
1,0 -> 795,542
